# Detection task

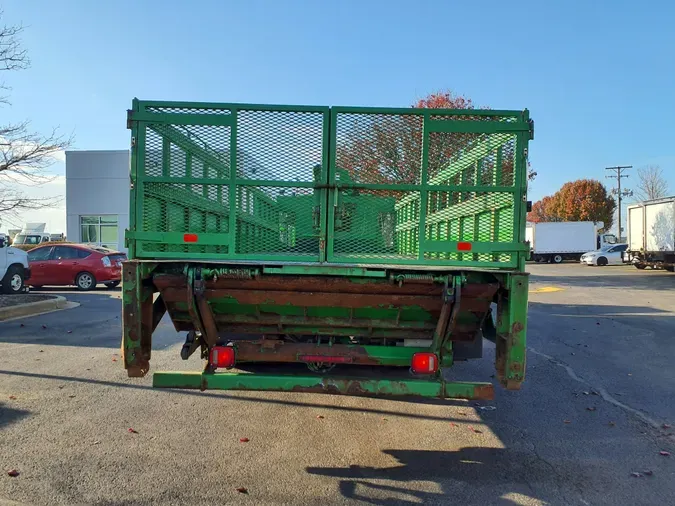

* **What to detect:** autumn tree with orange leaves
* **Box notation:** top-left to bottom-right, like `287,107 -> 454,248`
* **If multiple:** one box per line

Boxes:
528,179 -> 616,230
335,91 -> 534,196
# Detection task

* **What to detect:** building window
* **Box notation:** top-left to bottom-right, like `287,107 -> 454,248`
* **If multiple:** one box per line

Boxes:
80,215 -> 118,249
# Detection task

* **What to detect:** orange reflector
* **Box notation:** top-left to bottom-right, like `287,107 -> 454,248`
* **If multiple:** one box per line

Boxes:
209,346 -> 235,369
411,352 -> 438,374
183,233 -> 198,243
298,355 -> 352,364
457,241 -> 472,251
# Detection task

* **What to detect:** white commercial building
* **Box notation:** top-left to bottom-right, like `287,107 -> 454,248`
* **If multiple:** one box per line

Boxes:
65,150 -> 130,252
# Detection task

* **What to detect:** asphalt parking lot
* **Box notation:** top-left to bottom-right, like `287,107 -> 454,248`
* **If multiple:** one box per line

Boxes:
1,263 -> 674,506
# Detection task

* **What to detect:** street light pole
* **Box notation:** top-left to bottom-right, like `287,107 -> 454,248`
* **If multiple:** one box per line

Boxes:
605,166 -> 633,240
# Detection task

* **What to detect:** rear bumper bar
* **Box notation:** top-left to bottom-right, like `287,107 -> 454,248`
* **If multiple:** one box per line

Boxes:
153,371 -> 494,400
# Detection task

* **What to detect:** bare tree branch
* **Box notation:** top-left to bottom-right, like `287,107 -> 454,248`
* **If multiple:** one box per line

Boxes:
634,165 -> 669,202
0,10 -> 70,221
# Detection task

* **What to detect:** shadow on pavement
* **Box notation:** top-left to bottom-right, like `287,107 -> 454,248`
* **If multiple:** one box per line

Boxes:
0,369 -> 473,423
306,447 -> 589,505
0,402 -> 31,429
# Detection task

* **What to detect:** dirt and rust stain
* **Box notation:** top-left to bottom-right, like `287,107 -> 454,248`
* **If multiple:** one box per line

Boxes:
235,341 -> 381,365
511,322 -> 525,334
472,384 -> 495,400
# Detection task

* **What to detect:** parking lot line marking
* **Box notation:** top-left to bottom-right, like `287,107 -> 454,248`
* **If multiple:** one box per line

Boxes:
529,286 -> 565,294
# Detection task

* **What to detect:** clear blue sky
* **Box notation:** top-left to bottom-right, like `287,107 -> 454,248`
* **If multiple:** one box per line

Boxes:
2,0 -> 674,233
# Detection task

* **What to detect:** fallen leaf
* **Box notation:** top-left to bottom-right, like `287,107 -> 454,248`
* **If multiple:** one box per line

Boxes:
458,412 -> 468,416
583,391 -> 590,395
591,390 -> 599,396
68,395 -> 76,398
564,420 -> 572,424
316,415 -> 324,419
112,358 -> 117,362
627,373 -> 632,376
41,325 -> 47,329
93,440 -> 101,445
86,368 -> 91,371
239,437 -> 250,443
631,472 -> 643,478
8,395 -> 16,400
381,417 -> 387,421
450,422 -> 458,427
608,421 -> 616,427
663,424 -> 672,429
469,426 -> 483,434
58,386 -> 65,389
235,487 -> 248,494
7,469 -> 19,477
19,323 -> 25,327
67,330 -> 72,334
39,350 -> 44,353
659,451 -> 670,456
128,428 -> 138,434
596,322 -> 600,325
586,407 -> 597,412
643,470 -> 654,476
570,352 -> 575,356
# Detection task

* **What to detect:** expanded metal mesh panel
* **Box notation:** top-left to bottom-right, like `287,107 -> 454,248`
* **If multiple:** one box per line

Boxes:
140,181 -> 229,254
423,191 -> 515,263
146,106 -> 232,115
143,124 -> 231,179
236,110 -> 325,182
235,186 -> 320,256
333,190 -> 419,260
334,113 -> 423,185
131,102 -> 528,265
427,132 -> 516,187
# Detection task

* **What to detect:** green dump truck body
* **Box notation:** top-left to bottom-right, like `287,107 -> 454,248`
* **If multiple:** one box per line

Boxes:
122,100 -> 533,399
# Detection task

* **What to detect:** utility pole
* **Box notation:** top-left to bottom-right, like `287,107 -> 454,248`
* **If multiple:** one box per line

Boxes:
605,166 -> 633,240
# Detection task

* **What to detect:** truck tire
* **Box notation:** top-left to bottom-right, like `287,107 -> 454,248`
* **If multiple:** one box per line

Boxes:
2,265 -> 25,294
552,254 -> 563,264
597,257 -> 608,266
665,266 -> 675,273
634,264 -> 646,270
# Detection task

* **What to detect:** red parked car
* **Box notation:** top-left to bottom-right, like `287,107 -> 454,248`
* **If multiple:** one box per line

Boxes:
27,244 -> 126,291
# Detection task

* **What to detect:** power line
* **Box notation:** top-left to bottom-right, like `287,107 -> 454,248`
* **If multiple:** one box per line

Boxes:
605,165 -> 633,239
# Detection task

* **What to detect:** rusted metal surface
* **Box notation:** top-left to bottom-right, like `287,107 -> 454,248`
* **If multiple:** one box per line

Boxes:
153,371 -> 496,400
471,383 -> 496,400
154,272 -> 499,298
234,341 -> 404,366
122,261 -> 154,378
155,270 -> 499,343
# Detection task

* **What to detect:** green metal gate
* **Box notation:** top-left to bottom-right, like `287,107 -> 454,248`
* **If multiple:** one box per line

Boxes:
127,100 -> 532,269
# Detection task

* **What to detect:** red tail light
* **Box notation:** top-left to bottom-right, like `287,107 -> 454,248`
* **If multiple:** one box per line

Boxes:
209,346 -> 235,369
457,242 -> 472,251
411,352 -> 438,374
183,233 -> 198,243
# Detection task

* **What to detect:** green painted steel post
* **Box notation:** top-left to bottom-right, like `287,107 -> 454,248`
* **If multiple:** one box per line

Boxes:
122,261 -> 154,378
417,111 -> 430,261
127,99 -> 140,259
495,273 -> 528,389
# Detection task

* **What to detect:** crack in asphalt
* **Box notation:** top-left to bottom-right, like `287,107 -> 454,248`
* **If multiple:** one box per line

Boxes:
528,347 -> 663,430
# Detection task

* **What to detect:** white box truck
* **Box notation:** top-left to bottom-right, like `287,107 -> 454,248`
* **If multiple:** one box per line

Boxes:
624,196 -> 675,271
526,221 -> 617,263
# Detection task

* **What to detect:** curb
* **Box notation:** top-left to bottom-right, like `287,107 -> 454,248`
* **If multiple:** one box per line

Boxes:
0,296 -> 69,321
